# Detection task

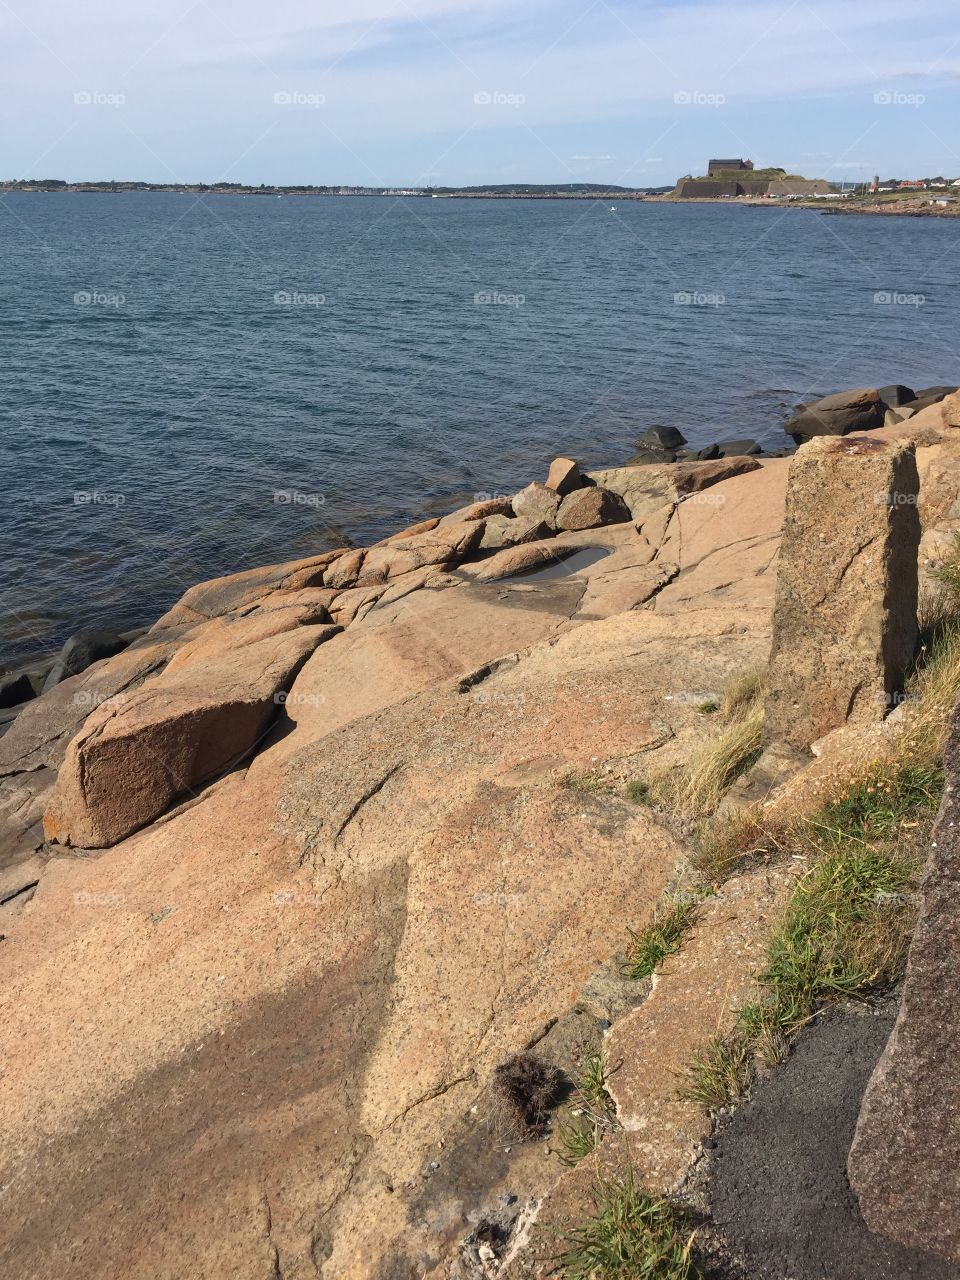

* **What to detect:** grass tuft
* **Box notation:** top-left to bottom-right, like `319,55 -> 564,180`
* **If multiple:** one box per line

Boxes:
678,1031 -> 755,1111
554,1169 -> 702,1280
651,668 -> 766,820
557,1051 -> 615,1166
626,898 -> 700,980
625,779 -> 651,805
490,1053 -> 563,1138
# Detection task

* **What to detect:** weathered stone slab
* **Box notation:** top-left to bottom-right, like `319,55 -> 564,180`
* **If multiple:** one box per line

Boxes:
848,701 -> 960,1264
43,624 -> 338,848
785,387 -> 886,442
765,437 -> 919,750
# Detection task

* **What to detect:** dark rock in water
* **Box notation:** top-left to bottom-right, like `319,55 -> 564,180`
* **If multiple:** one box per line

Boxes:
41,630 -> 132,693
903,385 -> 959,413
785,388 -> 886,442
848,701 -> 960,1266
877,384 -> 917,408
693,443 -> 721,461
0,671 -> 38,710
628,427 -> 687,466
637,425 -> 687,451
627,447 -> 679,465
715,438 -> 762,457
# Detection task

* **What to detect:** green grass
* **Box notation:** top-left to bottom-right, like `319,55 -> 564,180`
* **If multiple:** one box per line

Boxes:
677,756 -> 940,1110
557,1051 -> 615,1166
696,700 -> 719,715
554,1170 -> 702,1279
625,780 -> 651,805
678,1031 -> 755,1110
627,898 -> 700,980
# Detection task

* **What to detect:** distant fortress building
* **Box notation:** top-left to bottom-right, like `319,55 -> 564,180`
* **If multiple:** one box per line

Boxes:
707,158 -> 754,176
676,158 -> 831,199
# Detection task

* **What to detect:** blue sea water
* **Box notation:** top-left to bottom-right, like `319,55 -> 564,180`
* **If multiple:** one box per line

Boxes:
0,192 -> 956,663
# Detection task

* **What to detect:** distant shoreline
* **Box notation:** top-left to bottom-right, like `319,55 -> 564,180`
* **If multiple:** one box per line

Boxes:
3,186 -> 957,215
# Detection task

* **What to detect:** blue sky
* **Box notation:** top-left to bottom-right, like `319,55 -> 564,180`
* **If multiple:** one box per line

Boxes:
3,0 -> 959,186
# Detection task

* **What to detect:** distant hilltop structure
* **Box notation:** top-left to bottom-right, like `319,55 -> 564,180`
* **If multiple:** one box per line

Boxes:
707,158 -> 754,176
676,159 -> 832,200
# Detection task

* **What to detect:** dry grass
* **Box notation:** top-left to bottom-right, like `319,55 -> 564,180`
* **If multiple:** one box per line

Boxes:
649,667 -> 766,821
490,1053 -> 562,1139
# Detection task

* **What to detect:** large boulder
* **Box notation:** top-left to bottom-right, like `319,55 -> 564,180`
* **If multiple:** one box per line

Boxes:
765,437 -> 920,750
556,485 -> 631,531
41,629 -> 132,692
44,623 -> 338,848
588,456 -> 760,521
512,481 -> 561,529
940,389 -> 960,428
545,456 -> 584,496
785,388 -> 886,443
877,383 -> 917,409
848,701 -> 960,1264
904,385 -> 958,413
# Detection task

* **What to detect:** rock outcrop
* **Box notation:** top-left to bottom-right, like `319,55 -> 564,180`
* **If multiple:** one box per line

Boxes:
44,621 -> 338,848
765,436 -> 920,751
847,703 -> 960,1265
785,388 -> 886,443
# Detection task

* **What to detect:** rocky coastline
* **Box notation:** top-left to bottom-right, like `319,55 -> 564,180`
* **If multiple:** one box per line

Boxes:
1,383 -> 959,1278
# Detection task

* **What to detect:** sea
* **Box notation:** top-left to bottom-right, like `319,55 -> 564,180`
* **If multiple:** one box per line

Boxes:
0,192 -> 956,663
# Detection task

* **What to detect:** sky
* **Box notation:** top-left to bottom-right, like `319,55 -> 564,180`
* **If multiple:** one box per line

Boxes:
2,0 -> 960,187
